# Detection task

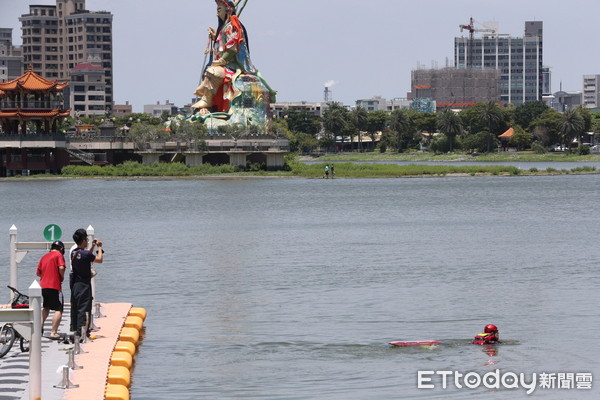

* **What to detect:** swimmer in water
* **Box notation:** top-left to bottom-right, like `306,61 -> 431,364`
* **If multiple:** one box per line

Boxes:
473,324 -> 500,344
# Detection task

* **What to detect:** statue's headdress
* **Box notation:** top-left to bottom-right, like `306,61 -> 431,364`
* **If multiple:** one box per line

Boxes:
216,0 -> 236,12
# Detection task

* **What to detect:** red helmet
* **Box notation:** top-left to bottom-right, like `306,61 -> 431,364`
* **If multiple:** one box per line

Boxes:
484,324 -> 498,333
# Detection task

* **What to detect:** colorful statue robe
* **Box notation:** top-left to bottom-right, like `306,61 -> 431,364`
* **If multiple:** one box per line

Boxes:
193,0 -> 275,121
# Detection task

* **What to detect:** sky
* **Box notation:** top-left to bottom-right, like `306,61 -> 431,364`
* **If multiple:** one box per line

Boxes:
1,0 -> 600,113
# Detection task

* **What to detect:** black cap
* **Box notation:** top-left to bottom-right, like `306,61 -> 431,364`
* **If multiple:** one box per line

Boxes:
51,240 -> 65,253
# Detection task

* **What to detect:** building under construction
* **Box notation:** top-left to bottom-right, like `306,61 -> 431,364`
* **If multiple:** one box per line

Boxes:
412,67 -> 499,109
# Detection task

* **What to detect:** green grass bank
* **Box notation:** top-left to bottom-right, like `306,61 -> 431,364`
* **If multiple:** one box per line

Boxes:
48,158 -> 598,179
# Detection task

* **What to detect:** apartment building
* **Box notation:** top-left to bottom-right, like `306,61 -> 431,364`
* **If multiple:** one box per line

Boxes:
582,75 -> 600,109
270,102 -> 328,119
355,96 -> 413,112
70,61 -> 107,116
19,0 -> 113,115
0,28 -> 23,81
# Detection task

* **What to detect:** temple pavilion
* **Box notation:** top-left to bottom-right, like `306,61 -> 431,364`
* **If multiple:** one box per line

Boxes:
0,66 -> 71,176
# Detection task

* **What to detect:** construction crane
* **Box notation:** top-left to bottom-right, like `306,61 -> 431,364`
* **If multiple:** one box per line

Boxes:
459,17 -> 496,68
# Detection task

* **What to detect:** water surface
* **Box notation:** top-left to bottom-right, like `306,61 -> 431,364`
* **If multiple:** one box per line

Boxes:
0,175 -> 598,399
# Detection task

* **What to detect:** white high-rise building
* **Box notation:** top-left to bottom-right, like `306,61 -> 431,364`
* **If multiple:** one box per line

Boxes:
582,75 -> 600,109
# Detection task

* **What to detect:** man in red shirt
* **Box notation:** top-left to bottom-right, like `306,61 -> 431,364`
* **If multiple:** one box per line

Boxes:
36,241 -> 66,339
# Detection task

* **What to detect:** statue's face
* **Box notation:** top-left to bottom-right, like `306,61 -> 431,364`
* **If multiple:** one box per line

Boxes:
217,3 -> 228,20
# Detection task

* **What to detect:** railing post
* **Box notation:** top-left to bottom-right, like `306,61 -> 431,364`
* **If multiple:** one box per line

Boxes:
9,225 -> 18,299
29,280 -> 42,400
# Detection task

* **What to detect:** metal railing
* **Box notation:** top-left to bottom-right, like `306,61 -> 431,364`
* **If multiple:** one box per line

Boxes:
0,281 -> 42,399
135,139 -> 290,153
0,101 -> 64,110
0,134 -> 290,153
0,134 -> 66,141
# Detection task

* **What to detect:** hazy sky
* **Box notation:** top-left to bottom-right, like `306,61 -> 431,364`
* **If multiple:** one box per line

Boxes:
2,0 -> 600,112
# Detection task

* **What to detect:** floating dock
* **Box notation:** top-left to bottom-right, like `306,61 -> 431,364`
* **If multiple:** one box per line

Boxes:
0,302 -> 145,400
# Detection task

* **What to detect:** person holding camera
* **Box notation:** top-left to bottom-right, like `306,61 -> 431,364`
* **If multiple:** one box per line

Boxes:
70,228 -> 103,339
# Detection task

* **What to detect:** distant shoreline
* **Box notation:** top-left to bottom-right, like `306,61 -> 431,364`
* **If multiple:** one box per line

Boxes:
2,152 -> 599,181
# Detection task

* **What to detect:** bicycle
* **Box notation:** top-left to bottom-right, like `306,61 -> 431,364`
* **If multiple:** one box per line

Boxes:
0,286 -> 30,358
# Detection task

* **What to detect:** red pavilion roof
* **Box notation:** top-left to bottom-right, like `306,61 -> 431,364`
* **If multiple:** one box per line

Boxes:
0,67 -> 68,93
498,127 -> 514,138
0,109 -> 71,119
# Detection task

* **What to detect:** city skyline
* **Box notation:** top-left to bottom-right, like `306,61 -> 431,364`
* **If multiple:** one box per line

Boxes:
1,0 -> 600,112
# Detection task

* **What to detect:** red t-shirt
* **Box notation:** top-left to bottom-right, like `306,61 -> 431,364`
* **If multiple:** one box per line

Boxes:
36,251 -> 65,291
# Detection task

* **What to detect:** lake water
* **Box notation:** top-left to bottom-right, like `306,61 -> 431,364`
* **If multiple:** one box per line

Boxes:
0,174 -> 598,399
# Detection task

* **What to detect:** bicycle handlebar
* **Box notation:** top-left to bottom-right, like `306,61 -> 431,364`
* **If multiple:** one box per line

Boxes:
6,286 -> 28,298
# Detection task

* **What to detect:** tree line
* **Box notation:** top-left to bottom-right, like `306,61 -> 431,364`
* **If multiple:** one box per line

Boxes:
276,101 -> 600,154
62,101 -> 600,155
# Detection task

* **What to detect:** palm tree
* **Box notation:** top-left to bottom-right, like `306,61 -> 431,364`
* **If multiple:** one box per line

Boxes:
559,108 -> 585,151
389,109 -> 412,151
322,102 -> 349,152
351,106 -> 368,152
477,101 -> 503,151
436,109 -> 463,151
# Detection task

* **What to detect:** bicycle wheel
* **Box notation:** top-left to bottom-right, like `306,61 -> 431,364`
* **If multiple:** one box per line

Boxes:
0,324 -> 15,358
19,336 -> 29,353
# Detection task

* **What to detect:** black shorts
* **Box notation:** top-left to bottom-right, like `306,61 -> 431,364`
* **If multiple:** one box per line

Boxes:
42,288 -> 64,312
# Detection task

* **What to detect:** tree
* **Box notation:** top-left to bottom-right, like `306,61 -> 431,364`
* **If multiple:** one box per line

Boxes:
592,112 -> 600,144
559,108 -> 585,151
365,110 -> 389,146
477,101 -> 504,151
460,102 -> 509,136
514,101 -> 549,129
351,106 -> 368,151
574,105 -> 593,147
171,120 -> 207,141
530,108 -> 562,145
408,110 -> 437,133
389,109 -> 415,152
292,132 -> 319,153
575,105 -> 592,132
436,109 -> 463,151
462,131 -> 496,153
322,102 -> 351,151
509,125 -> 533,150
286,109 -> 321,135
127,123 -> 162,144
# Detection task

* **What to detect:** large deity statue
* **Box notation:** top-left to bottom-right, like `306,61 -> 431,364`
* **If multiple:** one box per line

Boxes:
192,0 -> 275,127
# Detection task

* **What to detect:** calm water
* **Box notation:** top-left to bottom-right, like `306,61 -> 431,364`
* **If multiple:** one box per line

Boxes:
1,175 -> 598,399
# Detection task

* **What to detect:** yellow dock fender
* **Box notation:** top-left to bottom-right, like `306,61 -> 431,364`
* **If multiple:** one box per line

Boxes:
128,307 -> 147,321
114,340 -> 136,356
107,365 -> 131,387
105,384 -> 130,400
119,327 -> 140,345
124,315 -> 144,330
110,351 -> 133,369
